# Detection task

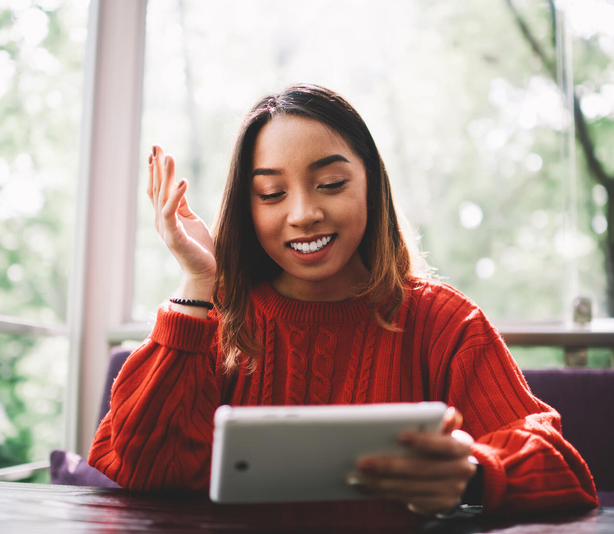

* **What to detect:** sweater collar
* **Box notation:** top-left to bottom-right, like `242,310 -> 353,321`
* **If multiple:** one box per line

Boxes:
251,281 -> 371,324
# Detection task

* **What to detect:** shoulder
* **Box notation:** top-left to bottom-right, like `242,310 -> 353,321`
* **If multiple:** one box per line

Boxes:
401,277 -> 500,346
403,277 -> 481,318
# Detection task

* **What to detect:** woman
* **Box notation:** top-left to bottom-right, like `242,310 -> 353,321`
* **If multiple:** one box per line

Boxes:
89,84 -> 598,516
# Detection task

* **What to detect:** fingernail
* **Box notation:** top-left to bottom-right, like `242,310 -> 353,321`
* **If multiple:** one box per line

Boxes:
357,458 -> 376,471
178,179 -> 186,188
152,146 -> 157,157
148,154 -> 152,165
346,475 -> 364,487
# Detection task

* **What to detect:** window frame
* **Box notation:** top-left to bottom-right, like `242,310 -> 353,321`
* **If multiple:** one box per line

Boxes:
4,0 -> 614,467
65,0 -> 147,456
77,0 -> 614,455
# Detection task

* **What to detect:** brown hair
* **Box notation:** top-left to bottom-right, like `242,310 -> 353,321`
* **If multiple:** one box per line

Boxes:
213,84 -> 423,370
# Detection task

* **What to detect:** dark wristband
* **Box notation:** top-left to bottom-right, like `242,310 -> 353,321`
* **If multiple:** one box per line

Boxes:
461,462 -> 484,506
435,459 -> 484,519
169,298 -> 214,309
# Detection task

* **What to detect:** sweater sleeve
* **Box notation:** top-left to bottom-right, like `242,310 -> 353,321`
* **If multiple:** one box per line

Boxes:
88,305 -> 221,491
442,311 -> 598,514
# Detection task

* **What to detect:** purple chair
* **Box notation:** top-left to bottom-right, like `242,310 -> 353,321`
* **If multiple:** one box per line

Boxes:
50,347 -> 132,488
523,368 -> 614,506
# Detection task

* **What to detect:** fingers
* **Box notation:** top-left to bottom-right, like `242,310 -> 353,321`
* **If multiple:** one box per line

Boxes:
396,431 -> 474,459
357,454 -> 476,480
161,179 -> 188,226
158,153 -> 176,211
151,145 -> 163,201
450,429 -> 474,448
442,406 -> 463,434
348,409 -> 477,516
150,144 -> 175,206
347,471 -> 465,514
146,153 -> 154,203
148,145 -> 180,220
348,471 -> 464,496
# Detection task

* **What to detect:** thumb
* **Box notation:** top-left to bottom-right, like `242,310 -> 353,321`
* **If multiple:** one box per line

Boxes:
442,406 -> 463,434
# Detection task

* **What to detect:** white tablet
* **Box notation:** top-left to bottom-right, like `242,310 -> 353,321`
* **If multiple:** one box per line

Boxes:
209,402 -> 447,503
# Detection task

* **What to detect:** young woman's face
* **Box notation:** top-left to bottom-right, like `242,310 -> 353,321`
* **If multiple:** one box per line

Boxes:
250,115 -> 369,301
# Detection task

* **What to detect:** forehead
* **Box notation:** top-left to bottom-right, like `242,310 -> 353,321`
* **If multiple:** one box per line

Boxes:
252,115 -> 356,166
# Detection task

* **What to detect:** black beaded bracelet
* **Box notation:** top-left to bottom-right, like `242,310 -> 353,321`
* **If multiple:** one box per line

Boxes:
169,298 -> 214,309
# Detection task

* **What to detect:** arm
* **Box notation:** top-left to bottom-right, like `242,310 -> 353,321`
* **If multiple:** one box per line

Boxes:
448,338 -> 598,513
88,308 -> 222,490
89,146 -> 224,490
348,285 -> 598,515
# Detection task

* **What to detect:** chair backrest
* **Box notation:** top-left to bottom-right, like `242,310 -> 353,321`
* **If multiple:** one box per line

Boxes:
523,368 -> 614,491
97,347 -> 132,425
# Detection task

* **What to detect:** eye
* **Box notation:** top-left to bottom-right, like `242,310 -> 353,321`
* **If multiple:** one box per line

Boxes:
258,191 -> 285,201
319,180 -> 348,191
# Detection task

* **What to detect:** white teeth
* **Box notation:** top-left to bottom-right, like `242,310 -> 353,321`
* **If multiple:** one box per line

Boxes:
290,235 -> 333,254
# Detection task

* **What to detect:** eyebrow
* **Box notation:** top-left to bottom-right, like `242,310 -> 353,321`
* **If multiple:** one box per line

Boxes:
251,154 -> 350,179
308,154 -> 350,171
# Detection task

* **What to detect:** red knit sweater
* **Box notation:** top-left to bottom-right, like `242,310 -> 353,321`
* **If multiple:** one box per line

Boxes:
89,278 -> 598,514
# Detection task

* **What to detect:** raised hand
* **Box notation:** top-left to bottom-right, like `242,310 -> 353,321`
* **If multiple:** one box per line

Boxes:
346,407 -> 477,516
147,145 -> 216,302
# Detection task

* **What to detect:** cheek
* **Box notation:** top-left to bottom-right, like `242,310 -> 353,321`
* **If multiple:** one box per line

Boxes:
340,194 -> 368,231
251,205 -> 279,247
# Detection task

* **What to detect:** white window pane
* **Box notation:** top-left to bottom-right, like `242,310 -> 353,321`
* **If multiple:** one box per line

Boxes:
0,1 -> 87,324
133,0 -> 610,321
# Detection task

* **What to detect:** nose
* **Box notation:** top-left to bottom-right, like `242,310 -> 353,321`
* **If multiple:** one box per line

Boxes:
287,191 -> 323,229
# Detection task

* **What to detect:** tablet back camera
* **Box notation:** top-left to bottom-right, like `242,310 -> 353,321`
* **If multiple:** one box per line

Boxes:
234,460 -> 250,472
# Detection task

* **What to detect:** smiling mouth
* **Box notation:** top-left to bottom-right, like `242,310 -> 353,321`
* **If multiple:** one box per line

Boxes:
288,234 -> 335,254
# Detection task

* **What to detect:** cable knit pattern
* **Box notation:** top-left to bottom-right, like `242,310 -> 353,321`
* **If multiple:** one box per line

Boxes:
248,356 -> 264,406
285,324 -> 309,405
89,279 -> 598,514
342,320 -> 365,403
261,318 -> 276,405
309,326 -> 338,404
355,320 -> 378,403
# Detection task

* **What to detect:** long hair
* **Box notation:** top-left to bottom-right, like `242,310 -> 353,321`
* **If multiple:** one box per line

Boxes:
213,84 -> 425,371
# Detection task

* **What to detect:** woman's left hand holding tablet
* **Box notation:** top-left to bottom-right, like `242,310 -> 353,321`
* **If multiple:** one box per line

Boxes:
347,407 -> 477,516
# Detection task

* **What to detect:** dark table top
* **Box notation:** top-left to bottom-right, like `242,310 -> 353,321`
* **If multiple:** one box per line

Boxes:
0,481 -> 612,533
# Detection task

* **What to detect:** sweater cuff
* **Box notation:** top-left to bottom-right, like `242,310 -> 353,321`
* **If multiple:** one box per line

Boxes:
150,304 -> 218,353
470,442 -> 507,513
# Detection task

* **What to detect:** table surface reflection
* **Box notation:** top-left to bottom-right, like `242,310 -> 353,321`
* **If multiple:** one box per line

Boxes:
0,481 -> 612,533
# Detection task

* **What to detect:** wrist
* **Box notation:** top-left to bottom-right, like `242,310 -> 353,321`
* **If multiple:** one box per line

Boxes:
434,457 -> 484,520
460,457 -> 484,507
177,275 -> 215,302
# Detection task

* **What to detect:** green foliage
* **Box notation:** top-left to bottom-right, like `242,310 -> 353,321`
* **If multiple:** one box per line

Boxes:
0,1 -> 85,468
0,3 -> 83,323
0,334 -> 66,469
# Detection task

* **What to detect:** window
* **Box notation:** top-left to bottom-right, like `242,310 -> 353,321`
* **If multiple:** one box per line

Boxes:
134,0 -> 613,326
2,0 -> 613,471
0,0 -> 87,475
